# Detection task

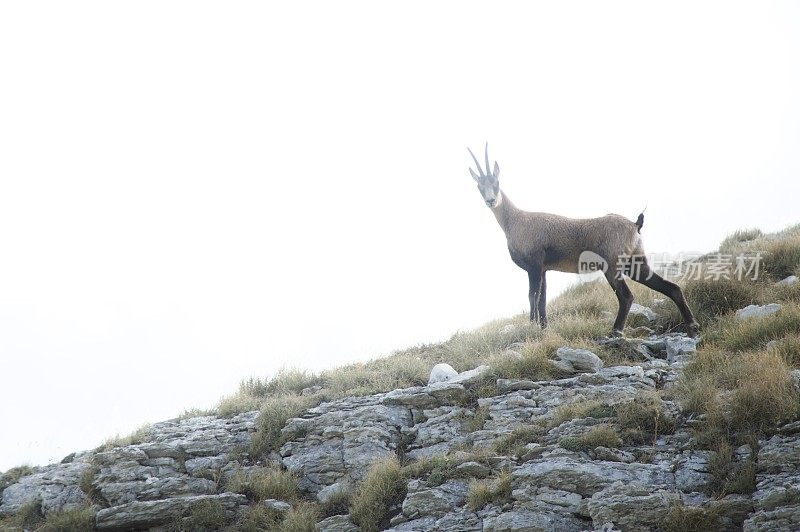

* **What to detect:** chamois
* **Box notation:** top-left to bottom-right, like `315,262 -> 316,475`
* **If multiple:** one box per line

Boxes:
468,144 -> 699,337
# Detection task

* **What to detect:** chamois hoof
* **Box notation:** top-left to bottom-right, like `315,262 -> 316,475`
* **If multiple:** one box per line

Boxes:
611,329 -> 624,338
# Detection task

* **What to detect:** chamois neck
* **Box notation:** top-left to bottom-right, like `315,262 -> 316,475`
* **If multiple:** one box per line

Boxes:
491,190 -> 519,234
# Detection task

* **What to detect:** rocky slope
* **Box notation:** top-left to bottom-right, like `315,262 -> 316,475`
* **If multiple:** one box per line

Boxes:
2,310 -> 799,531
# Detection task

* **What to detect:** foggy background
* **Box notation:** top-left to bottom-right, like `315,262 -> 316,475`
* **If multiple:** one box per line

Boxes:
1,1 -> 799,471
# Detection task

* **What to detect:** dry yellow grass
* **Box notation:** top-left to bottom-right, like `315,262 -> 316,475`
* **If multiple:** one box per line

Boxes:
349,458 -> 406,532
226,466 -> 299,502
466,471 -> 512,511
96,424 -> 152,452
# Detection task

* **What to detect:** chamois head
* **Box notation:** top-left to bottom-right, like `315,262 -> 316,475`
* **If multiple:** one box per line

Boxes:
468,143 -> 500,208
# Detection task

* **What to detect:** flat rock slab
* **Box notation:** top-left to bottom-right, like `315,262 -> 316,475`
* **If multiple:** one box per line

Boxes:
512,457 -> 674,498
95,492 -> 247,530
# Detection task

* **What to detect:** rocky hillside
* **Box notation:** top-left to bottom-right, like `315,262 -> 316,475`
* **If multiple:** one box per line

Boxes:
2,225 -> 800,531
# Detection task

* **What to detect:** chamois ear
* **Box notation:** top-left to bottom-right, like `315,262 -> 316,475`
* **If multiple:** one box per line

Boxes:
493,161 -> 500,178
469,168 -> 480,182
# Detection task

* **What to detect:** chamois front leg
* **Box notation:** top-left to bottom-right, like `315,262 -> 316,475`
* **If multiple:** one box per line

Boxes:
528,267 -> 545,327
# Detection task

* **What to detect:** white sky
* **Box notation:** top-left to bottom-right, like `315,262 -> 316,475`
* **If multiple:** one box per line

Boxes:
1,2 -> 799,472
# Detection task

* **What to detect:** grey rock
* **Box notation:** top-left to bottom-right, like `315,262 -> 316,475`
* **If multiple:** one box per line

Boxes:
263,498 -> 291,514
483,507 -> 585,531
555,347 -> 604,373
591,446 -> 635,463
280,394 -> 413,493
587,482 -> 680,532
386,516 -> 437,530
0,455 -> 93,515
705,494 -> 753,531
629,303 -> 659,322
94,492 -> 246,530
512,457 -> 674,497
665,335 -> 698,363
316,513 -> 359,531
674,451 -> 712,493
316,481 -> 350,504
401,479 -> 469,518
752,434 -> 800,513
744,505 -> 800,532
737,303 -> 782,320
496,379 -> 540,392
405,406 -> 475,458
455,461 -> 491,479
776,275 -> 798,286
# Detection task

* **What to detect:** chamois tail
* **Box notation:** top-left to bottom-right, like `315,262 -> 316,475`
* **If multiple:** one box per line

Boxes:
635,212 -> 644,233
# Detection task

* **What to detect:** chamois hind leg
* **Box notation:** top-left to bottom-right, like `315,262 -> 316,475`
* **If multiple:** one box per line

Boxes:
604,271 -> 634,336
538,273 -> 548,328
528,268 -> 545,327
629,262 -> 700,337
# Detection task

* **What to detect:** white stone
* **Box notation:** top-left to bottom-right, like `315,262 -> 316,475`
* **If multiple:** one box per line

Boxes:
428,363 -> 459,384
776,275 -> 798,287
263,499 -> 292,514
629,303 -> 659,322
736,303 -> 782,320
555,347 -> 604,373
447,365 -> 490,385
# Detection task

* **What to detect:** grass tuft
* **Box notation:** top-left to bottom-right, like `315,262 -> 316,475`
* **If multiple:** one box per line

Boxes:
173,499 -> 227,531
680,348 -> 800,446
719,228 -> 763,254
762,235 -> 800,280
768,333 -> 800,367
466,471 -> 512,511
0,465 -> 34,492
683,277 -> 759,326
96,424 -> 152,452
705,303 -> 800,352
279,501 -> 321,532
226,467 -> 299,502
494,425 -> 546,455
249,395 -> 317,458
548,400 -> 614,429
615,391 -> 676,443
662,503 -> 721,532
349,458 -> 406,532
707,440 -> 757,496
